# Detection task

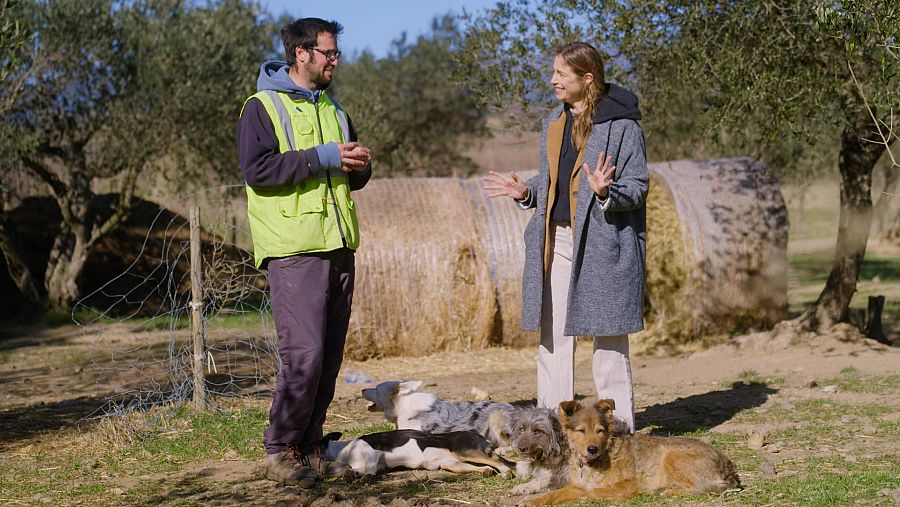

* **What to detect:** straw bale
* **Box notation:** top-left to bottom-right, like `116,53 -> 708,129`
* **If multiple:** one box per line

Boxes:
347,178 -> 499,359
459,176 -> 534,348
637,157 -> 789,352
346,157 -> 788,359
641,174 -> 694,351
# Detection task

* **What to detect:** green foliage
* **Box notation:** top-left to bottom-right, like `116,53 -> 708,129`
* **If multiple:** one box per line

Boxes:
334,14 -> 488,177
459,1 -> 898,183
133,406 -> 267,466
0,0 -> 273,308
0,0 -> 33,174
5,0 -> 271,181
0,0 -> 30,85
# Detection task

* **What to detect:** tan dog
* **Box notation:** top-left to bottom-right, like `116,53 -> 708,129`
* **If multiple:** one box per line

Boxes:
523,399 -> 740,505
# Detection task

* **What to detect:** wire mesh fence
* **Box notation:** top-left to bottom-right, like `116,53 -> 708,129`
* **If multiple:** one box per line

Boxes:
69,159 -> 790,415
72,185 -> 278,416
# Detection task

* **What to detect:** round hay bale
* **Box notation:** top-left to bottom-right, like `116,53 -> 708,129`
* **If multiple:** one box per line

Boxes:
348,178 -> 499,359
459,177 -> 532,348
639,157 -> 789,353
346,157 -> 787,359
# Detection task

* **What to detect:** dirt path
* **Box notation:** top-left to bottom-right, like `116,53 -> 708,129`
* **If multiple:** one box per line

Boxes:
1,322 -> 898,505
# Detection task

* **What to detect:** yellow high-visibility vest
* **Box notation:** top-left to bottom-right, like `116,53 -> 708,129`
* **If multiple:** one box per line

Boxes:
242,90 -> 359,268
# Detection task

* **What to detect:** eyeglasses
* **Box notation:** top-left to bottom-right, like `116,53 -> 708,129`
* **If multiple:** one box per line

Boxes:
309,47 -> 342,62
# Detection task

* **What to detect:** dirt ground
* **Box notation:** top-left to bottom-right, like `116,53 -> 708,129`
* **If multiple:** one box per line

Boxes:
1,319 -> 898,506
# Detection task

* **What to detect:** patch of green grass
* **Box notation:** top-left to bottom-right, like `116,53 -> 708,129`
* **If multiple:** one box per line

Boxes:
740,457 -> 899,506
817,372 -> 900,394
71,482 -> 108,496
207,312 -> 270,330
789,207 -> 840,241
43,307 -> 272,332
764,399 -> 892,449
876,417 -> 899,436
128,406 -> 268,472
43,308 -> 77,327
789,250 -> 900,318
0,450 -> 98,501
732,370 -> 785,388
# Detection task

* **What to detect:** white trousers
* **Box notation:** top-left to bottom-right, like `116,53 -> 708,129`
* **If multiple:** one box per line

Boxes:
537,222 -> 635,432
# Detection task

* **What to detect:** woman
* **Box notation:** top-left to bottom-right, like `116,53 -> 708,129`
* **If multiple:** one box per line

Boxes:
483,42 -> 647,432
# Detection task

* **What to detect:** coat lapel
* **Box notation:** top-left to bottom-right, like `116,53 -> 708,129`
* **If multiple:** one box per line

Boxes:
543,111 -> 567,272
545,112 -> 566,214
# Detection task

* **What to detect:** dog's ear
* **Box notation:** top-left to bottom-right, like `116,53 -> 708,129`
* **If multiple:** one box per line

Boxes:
322,431 -> 343,443
559,400 -> 580,422
595,399 -> 616,427
399,380 -> 423,393
595,399 -> 616,413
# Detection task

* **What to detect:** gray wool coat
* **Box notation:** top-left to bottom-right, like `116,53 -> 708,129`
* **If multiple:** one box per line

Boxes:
519,104 -> 649,337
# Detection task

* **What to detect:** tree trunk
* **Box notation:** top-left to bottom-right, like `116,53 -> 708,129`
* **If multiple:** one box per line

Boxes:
801,109 -> 887,331
44,222 -> 90,312
885,208 -> 900,241
0,215 -> 43,311
872,163 -> 897,237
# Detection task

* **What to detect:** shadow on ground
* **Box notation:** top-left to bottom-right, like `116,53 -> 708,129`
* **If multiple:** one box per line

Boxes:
636,381 -> 777,435
0,325 -> 84,353
0,395 -> 106,450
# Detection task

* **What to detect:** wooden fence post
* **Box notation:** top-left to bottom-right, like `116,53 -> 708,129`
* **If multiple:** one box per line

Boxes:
866,295 -> 888,345
190,206 -> 207,410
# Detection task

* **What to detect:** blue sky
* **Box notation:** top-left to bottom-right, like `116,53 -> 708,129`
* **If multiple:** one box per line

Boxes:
260,0 -> 501,58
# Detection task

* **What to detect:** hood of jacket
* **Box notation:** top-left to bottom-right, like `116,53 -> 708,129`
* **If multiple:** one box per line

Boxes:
593,83 -> 641,123
256,60 -> 322,102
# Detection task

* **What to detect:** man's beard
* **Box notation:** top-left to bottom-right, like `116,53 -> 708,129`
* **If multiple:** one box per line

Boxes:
305,61 -> 333,89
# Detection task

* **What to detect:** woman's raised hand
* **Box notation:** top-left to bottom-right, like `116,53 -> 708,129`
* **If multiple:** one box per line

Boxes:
584,153 -> 615,198
483,170 -> 529,200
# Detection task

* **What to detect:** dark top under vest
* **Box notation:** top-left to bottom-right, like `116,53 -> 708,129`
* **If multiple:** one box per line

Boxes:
550,106 -> 578,223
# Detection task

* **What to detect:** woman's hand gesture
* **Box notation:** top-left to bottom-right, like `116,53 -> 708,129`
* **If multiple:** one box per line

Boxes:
584,153 -> 615,198
483,170 -> 529,200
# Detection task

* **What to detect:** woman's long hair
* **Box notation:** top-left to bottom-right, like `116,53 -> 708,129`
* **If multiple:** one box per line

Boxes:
555,42 -> 606,150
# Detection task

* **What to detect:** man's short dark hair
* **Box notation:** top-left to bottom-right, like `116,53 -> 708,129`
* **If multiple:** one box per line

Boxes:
282,18 -> 343,66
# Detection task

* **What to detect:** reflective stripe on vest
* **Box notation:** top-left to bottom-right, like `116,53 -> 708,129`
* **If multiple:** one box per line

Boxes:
243,90 -> 360,268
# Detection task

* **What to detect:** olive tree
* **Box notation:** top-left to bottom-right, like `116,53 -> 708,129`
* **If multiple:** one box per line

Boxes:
460,0 -> 899,332
0,0 -> 272,311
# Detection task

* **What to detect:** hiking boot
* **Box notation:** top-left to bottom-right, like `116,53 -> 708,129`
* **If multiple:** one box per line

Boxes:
302,440 -> 338,476
262,447 -> 317,488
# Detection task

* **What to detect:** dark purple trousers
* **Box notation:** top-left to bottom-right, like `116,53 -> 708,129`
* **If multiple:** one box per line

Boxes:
263,249 -> 355,454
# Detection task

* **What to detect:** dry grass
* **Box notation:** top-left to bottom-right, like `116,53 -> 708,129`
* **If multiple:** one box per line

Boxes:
349,178 -> 500,359
639,173 -> 694,353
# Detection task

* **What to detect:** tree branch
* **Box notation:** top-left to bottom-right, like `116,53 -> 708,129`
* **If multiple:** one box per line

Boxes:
20,156 -> 65,196
85,162 -> 138,250
848,61 -> 898,169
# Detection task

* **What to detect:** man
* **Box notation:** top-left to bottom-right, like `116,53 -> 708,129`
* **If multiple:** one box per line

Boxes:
236,17 -> 372,488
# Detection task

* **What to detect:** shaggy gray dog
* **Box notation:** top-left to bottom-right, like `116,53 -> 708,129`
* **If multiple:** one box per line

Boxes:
505,407 -> 569,495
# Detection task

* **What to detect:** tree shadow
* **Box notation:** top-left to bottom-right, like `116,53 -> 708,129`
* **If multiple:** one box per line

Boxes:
0,325 -> 83,353
0,374 -> 270,451
0,395 -> 107,451
636,381 -> 777,435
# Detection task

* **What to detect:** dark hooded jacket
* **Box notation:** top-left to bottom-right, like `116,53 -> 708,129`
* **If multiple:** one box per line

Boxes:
552,83 -> 642,222
236,60 -> 371,190
518,83 -> 648,336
